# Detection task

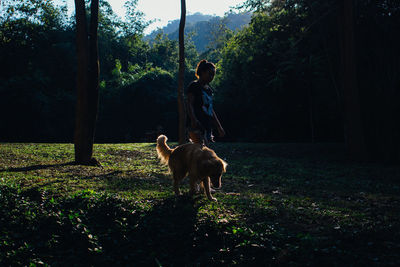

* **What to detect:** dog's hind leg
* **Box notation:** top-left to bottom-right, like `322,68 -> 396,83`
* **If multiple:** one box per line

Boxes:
172,171 -> 185,196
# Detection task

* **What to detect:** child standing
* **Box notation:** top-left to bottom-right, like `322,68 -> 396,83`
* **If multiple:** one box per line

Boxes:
186,60 -> 225,146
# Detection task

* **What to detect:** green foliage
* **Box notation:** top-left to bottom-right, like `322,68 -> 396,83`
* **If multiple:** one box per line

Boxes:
227,0 -> 400,158
0,0 -> 68,28
153,12 -> 251,53
213,0 -> 342,141
147,33 -> 179,73
123,0 -> 151,37
97,65 -> 178,141
0,0 -> 76,141
0,142 -> 399,265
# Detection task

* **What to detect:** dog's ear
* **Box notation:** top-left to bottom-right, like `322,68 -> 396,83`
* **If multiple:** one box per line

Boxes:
220,159 -> 228,172
201,158 -> 227,173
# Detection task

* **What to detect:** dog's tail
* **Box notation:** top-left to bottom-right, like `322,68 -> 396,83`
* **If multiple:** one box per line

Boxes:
156,135 -> 172,165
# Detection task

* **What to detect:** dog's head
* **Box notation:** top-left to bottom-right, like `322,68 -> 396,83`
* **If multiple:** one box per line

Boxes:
203,158 -> 227,189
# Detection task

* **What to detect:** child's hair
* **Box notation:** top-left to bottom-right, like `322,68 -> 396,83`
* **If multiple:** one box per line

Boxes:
195,59 -> 216,79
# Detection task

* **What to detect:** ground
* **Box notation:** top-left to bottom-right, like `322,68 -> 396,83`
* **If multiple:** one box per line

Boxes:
0,142 -> 399,266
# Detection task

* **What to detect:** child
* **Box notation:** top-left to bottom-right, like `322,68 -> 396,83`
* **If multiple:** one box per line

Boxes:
186,59 -> 225,146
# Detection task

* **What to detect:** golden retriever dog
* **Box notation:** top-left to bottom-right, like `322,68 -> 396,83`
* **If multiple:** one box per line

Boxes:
156,135 -> 227,201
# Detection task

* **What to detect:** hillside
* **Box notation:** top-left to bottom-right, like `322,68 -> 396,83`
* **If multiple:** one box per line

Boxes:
146,12 -> 252,53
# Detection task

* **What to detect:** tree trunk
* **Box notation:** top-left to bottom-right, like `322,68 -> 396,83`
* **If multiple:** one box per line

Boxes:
177,0 -> 186,144
338,0 -> 366,160
74,0 -> 100,165
87,0 -> 100,159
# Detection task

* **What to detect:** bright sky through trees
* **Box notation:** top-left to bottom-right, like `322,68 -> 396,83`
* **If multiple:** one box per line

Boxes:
57,0 -> 245,34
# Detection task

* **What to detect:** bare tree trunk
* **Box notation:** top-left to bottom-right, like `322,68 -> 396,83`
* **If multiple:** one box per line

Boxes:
177,0 -> 186,144
338,0 -> 366,160
74,0 -> 100,165
74,0 -> 89,164
87,0 -> 100,160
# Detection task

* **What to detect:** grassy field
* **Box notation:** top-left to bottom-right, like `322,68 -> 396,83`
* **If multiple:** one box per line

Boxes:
0,142 -> 399,266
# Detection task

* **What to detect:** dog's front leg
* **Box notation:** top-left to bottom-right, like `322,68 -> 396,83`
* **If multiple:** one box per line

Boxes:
204,177 -> 217,201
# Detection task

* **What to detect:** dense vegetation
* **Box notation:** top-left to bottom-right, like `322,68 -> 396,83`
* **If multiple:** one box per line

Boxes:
1,143 -> 399,265
1,1 -> 399,158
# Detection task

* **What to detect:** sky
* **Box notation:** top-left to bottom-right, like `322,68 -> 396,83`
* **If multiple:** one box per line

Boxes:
58,0 -> 246,34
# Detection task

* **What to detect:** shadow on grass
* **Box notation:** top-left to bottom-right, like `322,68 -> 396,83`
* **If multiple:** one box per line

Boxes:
113,196 -> 203,265
105,172 -> 171,192
231,193 -> 400,265
0,162 -> 76,172
0,185 -> 212,265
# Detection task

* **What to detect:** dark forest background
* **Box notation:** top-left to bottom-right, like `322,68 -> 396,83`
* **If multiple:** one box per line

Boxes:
0,0 -> 399,160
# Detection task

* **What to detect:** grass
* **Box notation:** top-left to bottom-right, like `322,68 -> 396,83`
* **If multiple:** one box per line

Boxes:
0,142 -> 399,266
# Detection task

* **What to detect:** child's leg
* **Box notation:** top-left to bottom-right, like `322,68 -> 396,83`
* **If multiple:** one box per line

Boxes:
188,130 -> 204,145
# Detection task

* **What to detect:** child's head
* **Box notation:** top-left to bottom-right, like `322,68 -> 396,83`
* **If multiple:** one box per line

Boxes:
195,59 -> 216,83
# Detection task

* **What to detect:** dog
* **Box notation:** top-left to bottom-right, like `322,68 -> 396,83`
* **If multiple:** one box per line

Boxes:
156,135 -> 227,201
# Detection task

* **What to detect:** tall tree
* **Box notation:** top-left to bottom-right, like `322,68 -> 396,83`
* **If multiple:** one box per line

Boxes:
74,0 -> 101,165
177,0 -> 186,144
338,0 -> 366,160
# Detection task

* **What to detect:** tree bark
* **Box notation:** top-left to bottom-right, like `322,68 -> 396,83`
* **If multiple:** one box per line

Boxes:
87,0 -> 100,159
338,0 -> 366,160
177,0 -> 186,144
74,0 -> 100,165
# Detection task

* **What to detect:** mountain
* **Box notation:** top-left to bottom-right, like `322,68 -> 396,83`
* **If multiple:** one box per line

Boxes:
145,12 -> 252,53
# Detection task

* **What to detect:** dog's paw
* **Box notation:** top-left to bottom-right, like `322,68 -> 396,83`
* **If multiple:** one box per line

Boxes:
210,197 -> 217,202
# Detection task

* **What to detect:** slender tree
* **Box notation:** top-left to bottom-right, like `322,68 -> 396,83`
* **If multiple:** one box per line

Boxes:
74,0 -> 101,165
177,0 -> 186,144
338,0 -> 366,160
